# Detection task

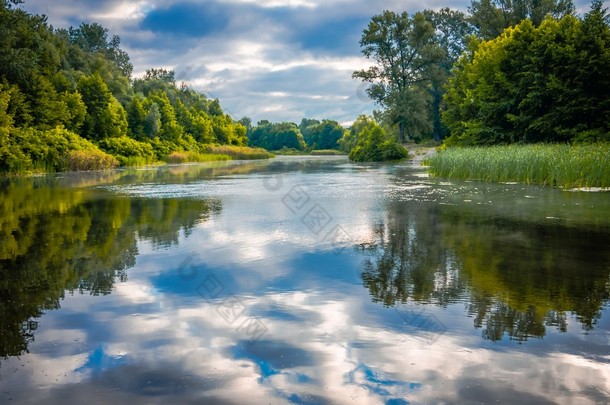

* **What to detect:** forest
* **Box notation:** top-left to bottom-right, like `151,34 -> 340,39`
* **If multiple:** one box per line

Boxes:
1,0 -> 609,172
352,0 -> 609,146
0,0 -> 273,173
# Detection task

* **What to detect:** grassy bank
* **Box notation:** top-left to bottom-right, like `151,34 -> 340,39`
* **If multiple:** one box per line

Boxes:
425,144 -> 610,189
203,145 -> 274,160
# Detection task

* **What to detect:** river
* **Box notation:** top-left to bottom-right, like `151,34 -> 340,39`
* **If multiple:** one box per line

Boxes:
1,156 -> 609,404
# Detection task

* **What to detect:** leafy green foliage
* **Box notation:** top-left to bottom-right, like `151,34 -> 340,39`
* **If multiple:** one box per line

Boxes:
97,136 -> 156,166
248,121 -> 306,151
78,73 -> 127,140
0,4 -> 262,174
300,119 -> 345,150
443,5 -> 610,145
348,121 -> 408,162
354,9 -> 474,142
469,0 -> 575,40
0,127 -> 117,173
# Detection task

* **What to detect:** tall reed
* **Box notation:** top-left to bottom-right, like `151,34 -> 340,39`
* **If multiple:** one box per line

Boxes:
425,144 -> 610,189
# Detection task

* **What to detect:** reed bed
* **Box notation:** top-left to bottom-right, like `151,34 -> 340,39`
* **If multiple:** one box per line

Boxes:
204,145 -> 274,160
425,144 -> 610,189
165,151 -> 230,164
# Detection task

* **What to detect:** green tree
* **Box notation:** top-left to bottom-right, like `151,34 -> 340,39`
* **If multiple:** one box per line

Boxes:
423,9 -> 475,141
353,10 -> 443,142
443,4 -> 610,145
144,102 -> 161,138
63,90 -> 87,132
248,121 -> 306,150
469,0 -> 575,40
339,115 -> 375,153
68,22 -> 133,79
77,73 -> 127,140
302,119 -> 345,149
127,95 -> 147,140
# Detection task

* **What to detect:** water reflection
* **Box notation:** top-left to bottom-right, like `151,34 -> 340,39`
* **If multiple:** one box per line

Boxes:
0,177 -> 221,358
0,158 -> 609,404
359,190 -> 610,342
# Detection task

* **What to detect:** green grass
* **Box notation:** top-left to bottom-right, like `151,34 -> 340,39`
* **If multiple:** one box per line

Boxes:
310,149 -> 346,156
425,144 -> 610,189
204,145 -> 274,160
165,151 -> 230,164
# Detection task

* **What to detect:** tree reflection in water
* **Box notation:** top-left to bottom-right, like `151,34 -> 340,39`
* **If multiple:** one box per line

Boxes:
360,199 -> 610,342
0,177 -> 221,359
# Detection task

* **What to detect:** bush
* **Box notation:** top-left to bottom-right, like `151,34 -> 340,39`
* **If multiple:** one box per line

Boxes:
348,123 -> 408,162
97,136 -> 157,166
0,127 -> 118,174
65,149 -> 119,171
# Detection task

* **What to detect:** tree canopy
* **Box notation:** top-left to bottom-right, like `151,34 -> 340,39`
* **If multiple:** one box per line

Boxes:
0,2 -> 251,173
353,9 -> 474,142
443,2 -> 610,145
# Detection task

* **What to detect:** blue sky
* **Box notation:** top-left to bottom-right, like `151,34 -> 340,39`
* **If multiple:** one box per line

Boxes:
21,0 -> 599,125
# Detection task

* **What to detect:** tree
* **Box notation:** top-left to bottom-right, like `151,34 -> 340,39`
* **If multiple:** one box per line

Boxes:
68,22 -> 133,79
469,0 -> 575,40
78,74 -> 127,140
423,9 -> 475,141
443,3 -> 610,145
353,11 -> 443,142
248,121 -> 306,150
144,103 -> 161,138
354,10 -> 474,142
301,119 -> 345,149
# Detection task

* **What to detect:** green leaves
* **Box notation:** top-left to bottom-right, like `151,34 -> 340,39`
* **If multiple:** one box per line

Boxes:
443,7 -> 610,145
348,121 -> 408,162
354,9 -> 474,142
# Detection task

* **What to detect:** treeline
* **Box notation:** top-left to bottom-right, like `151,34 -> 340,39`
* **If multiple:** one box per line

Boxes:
444,2 -> 610,145
0,1 -> 255,174
353,0 -> 610,145
244,118 -> 346,152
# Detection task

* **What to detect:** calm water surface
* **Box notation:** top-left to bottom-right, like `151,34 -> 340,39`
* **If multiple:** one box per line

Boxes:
1,156 -> 609,404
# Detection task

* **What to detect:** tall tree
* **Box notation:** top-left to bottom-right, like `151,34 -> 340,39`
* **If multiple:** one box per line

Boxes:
353,11 -> 443,142
78,74 -> 127,140
423,9 -> 475,140
354,10 -> 475,142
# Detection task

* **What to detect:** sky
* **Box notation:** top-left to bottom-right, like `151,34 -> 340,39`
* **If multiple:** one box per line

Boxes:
20,0 -> 598,125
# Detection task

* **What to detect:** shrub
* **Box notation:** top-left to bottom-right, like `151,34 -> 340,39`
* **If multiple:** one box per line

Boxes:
349,123 -> 408,162
97,136 -> 157,166
0,127 -> 119,174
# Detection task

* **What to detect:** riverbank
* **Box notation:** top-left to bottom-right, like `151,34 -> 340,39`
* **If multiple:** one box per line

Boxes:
424,144 -> 610,189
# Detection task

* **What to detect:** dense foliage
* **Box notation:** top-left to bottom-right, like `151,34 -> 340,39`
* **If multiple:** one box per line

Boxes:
443,2 -> 610,145
350,0 -> 610,147
246,118 -> 346,151
348,121 -> 408,162
0,2 -> 252,174
353,8 -> 474,142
